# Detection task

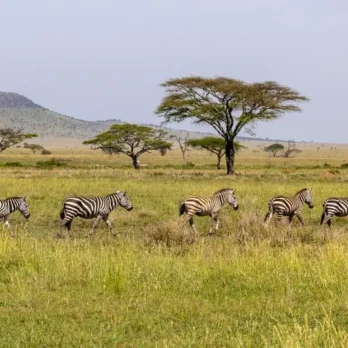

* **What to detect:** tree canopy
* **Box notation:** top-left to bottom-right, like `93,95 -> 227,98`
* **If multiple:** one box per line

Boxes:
83,124 -> 172,169
264,143 -> 285,157
0,128 -> 37,153
156,76 -> 308,174
23,143 -> 44,154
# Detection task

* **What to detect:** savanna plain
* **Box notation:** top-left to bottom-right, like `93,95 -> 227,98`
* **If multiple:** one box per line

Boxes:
2,142 -> 348,347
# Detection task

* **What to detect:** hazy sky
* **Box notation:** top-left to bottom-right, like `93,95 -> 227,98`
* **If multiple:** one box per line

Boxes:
1,0 -> 347,142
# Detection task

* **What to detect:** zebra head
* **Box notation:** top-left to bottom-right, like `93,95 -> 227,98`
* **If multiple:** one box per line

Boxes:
304,188 -> 314,209
18,197 -> 30,219
227,189 -> 239,211
117,191 -> 133,211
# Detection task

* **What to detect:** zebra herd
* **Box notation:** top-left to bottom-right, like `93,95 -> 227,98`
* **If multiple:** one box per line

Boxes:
1,187 -> 348,237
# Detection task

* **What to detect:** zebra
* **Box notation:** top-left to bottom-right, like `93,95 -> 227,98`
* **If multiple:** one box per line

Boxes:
179,188 -> 238,235
59,191 -> 133,237
264,188 -> 314,226
0,197 -> 30,236
320,197 -> 348,228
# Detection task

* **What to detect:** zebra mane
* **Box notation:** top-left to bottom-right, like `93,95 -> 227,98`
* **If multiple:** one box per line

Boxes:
213,188 -> 234,196
295,188 -> 309,195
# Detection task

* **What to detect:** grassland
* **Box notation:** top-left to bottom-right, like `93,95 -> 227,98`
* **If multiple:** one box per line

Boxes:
2,143 -> 348,347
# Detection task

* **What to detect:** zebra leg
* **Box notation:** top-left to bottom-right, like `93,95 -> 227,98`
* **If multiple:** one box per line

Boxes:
296,214 -> 305,226
321,214 -> 332,228
275,213 -> 283,226
89,215 -> 103,236
209,214 -> 218,235
264,211 -> 273,225
288,215 -> 294,226
188,216 -> 198,236
58,219 -> 71,238
66,220 -> 72,238
102,215 -> 116,236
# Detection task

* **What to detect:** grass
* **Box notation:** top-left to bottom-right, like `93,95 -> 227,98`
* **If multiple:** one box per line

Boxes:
2,145 -> 348,346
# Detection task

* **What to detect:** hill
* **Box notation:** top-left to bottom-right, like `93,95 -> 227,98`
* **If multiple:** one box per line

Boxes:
0,91 -> 282,142
0,92 -> 124,138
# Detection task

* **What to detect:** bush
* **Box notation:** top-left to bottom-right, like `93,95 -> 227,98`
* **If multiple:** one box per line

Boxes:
4,161 -> 23,167
41,149 -> 52,155
341,163 -> 348,169
323,163 -> 331,168
182,162 -> 195,169
145,221 -> 196,247
36,158 -> 68,169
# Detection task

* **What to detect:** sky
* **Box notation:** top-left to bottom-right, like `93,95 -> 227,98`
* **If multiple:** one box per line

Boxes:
0,0 -> 347,143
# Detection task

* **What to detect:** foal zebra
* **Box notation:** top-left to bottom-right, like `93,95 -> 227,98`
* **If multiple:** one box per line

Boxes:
320,198 -> 348,228
59,191 -> 133,237
264,188 -> 314,226
179,188 -> 238,235
0,197 -> 30,236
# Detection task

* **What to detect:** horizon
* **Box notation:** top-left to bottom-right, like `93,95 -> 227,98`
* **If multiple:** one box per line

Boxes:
0,90 -> 345,145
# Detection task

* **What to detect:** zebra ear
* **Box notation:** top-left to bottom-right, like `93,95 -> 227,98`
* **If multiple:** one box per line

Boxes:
23,196 -> 26,201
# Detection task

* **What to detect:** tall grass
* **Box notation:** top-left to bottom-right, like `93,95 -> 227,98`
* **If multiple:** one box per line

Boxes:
1,147 -> 348,346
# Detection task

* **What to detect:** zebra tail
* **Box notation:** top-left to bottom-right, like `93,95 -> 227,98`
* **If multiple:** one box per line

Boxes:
320,211 -> 325,225
60,208 -> 65,220
264,201 -> 274,222
179,202 -> 186,216
320,201 -> 327,225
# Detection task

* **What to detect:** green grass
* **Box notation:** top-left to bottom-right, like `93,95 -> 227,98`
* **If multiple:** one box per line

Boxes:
2,147 -> 348,346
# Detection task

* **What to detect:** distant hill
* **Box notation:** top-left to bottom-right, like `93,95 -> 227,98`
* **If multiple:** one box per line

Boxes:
0,91 -> 282,142
0,92 -> 124,138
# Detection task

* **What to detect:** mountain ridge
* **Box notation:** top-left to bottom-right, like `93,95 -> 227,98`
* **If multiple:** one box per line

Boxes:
0,91 -> 284,142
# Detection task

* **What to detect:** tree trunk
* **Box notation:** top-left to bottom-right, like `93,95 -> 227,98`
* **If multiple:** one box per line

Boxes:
225,140 -> 235,175
132,156 -> 140,169
181,150 -> 187,164
217,155 -> 222,170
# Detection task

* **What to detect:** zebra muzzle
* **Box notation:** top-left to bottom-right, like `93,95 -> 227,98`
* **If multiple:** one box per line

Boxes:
127,207 -> 133,211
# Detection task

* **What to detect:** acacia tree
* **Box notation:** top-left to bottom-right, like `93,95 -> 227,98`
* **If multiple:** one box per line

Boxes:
283,141 -> 302,158
187,137 -> 245,170
156,76 -> 308,175
23,143 -> 44,154
0,128 -> 37,153
264,143 -> 285,157
83,124 -> 172,169
170,131 -> 190,164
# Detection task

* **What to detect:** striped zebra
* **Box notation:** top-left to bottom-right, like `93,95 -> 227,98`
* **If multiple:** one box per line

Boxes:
59,191 -> 133,237
264,188 -> 314,226
0,197 -> 30,236
179,188 -> 238,235
320,197 -> 348,227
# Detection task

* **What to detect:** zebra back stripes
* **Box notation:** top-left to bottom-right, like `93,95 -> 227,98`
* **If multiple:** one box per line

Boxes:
0,197 -> 30,235
59,191 -> 133,237
264,188 -> 314,226
179,188 -> 238,235
320,197 -> 348,227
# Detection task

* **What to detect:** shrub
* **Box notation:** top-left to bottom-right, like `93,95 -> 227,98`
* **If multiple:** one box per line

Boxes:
4,161 -> 23,167
41,149 -> 52,155
182,162 -> 195,169
145,221 -> 196,247
323,163 -> 331,168
36,158 -> 68,169
341,163 -> 348,169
